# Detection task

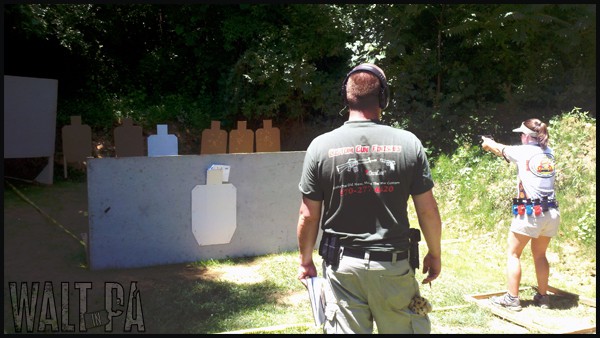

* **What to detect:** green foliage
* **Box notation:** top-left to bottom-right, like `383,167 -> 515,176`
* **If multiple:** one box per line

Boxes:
4,4 -> 99,53
4,4 -> 596,156
58,96 -> 117,132
220,4 -> 351,123
549,108 -> 596,245
431,108 -> 596,247
140,94 -> 213,131
58,90 -> 214,133
432,144 -> 513,234
368,4 -> 595,157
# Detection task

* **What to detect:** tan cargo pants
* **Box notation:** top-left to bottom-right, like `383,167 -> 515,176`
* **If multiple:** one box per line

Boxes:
321,254 -> 431,334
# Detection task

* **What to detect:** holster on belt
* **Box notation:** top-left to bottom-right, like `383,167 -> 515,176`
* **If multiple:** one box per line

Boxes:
319,233 -> 341,269
409,228 -> 421,271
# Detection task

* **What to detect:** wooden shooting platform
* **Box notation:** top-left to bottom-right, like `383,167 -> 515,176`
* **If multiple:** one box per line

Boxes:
465,285 -> 596,334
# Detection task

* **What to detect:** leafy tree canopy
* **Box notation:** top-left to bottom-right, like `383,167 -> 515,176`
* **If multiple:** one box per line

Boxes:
3,4 -> 595,156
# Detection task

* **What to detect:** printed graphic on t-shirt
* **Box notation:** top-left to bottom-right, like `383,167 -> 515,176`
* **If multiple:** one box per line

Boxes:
335,157 -> 397,176
336,157 -> 378,173
336,181 -> 399,196
328,144 -> 402,158
329,144 -> 403,197
527,153 -> 555,178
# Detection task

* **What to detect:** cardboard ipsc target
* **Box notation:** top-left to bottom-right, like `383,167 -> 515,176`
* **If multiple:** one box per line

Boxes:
201,121 -> 227,155
256,119 -> 280,152
229,121 -> 254,154
114,118 -> 144,157
62,116 -> 92,178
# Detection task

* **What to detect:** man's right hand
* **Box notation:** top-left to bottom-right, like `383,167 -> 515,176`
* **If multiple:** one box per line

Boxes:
298,261 -> 317,287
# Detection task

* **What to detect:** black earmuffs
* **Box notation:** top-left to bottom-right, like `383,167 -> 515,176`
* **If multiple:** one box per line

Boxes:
341,64 -> 389,109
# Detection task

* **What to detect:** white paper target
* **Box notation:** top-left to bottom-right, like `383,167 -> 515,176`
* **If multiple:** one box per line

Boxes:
191,183 -> 237,246
148,124 -> 178,157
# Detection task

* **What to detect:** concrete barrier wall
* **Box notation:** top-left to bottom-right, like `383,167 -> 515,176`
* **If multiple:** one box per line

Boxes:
87,151 -> 308,270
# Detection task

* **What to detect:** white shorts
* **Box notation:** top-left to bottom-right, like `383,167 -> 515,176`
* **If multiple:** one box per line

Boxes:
510,208 -> 560,238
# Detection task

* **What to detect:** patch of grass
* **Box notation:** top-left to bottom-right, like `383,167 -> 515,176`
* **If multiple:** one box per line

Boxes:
3,179 -> 48,206
4,172 -> 86,206
142,227 -> 594,334
141,260 -> 315,333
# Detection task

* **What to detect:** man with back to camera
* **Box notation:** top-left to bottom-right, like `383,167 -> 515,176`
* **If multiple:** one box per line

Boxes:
296,63 -> 442,334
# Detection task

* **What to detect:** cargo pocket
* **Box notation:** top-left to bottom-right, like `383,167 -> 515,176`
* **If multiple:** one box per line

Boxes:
410,313 -> 431,334
379,267 -> 415,312
323,304 -> 340,334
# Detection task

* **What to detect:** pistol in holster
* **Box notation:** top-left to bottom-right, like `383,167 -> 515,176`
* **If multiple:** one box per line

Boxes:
409,228 -> 421,271
319,233 -> 341,269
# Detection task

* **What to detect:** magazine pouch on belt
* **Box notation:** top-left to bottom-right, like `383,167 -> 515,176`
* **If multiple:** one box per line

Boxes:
409,228 -> 421,271
319,233 -> 340,269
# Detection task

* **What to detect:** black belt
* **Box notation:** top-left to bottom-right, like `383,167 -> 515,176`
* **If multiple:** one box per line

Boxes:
512,198 -> 559,211
342,247 -> 408,262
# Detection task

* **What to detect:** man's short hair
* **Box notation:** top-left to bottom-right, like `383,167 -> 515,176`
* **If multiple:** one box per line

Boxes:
342,64 -> 389,110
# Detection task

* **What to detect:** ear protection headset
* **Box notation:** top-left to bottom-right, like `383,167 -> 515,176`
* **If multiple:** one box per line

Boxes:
341,64 -> 390,110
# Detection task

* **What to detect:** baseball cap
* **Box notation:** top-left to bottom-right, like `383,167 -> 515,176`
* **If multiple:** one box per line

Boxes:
512,122 -> 538,137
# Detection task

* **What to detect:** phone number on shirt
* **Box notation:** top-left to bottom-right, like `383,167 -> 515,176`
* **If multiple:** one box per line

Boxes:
339,184 -> 395,196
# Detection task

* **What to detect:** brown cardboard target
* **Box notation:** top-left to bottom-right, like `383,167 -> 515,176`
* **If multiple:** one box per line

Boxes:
256,119 -> 280,152
61,116 -> 92,178
201,121 -> 228,154
114,118 -> 144,157
229,121 -> 254,154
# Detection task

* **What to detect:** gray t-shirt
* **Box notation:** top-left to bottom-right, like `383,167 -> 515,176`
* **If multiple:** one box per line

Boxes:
299,120 -> 434,251
503,142 -> 556,200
